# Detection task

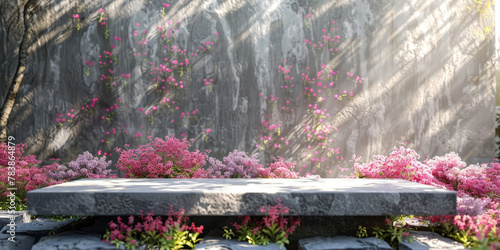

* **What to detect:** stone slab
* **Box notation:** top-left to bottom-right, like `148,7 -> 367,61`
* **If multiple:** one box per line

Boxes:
0,210 -> 30,229
299,236 -> 392,250
0,234 -> 35,250
31,231 -> 122,250
0,218 -> 76,238
28,178 -> 456,216
195,237 -> 285,250
399,231 -> 466,250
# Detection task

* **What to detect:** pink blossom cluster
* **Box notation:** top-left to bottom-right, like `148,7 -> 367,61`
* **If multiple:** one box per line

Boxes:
230,198 -> 300,244
425,153 -> 500,203
429,205 -> 500,241
353,145 -> 500,242
456,195 -> 491,216
257,157 -> 300,178
47,151 -> 117,181
0,143 -> 61,202
103,206 -> 203,248
259,198 -> 301,237
115,135 -> 210,178
353,146 -> 437,186
207,150 -> 262,178
207,150 -> 300,178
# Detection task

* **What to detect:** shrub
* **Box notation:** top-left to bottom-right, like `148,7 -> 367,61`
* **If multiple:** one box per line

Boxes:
48,151 -> 117,181
257,157 -> 300,178
207,150 -> 262,178
115,135 -> 209,178
353,145 -> 437,186
208,151 -> 300,178
103,206 -> 203,250
223,198 -> 300,248
0,142 -> 60,209
353,145 -> 500,248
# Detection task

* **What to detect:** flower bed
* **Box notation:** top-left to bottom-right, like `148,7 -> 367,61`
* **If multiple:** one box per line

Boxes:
353,145 -> 500,249
2,140 -> 500,248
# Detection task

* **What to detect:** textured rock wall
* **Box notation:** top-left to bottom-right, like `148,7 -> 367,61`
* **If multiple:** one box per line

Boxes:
1,0 -> 495,176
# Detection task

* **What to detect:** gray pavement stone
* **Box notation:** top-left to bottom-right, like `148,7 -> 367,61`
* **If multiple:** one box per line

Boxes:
399,231 -> 466,250
0,217 -> 76,239
0,210 -> 31,229
31,230 -> 123,250
299,236 -> 392,250
195,237 -> 285,250
0,234 -> 35,250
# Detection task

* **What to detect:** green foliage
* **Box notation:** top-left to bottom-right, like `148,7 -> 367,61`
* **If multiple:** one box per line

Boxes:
372,216 -> 411,249
223,223 -> 271,246
468,0 -> 495,40
33,214 -> 85,222
262,223 -> 289,247
149,230 -> 201,250
103,208 -> 203,250
223,199 -> 300,248
356,225 -> 368,238
430,221 -> 500,249
0,195 -> 27,211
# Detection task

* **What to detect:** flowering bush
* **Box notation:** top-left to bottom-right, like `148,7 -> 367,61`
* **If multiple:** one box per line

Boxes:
223,198 -> 300,248
0,142 -> 60,209
103,206 -> 203,250
48,151 -> 117,181
353,145 -> 500,248
353,145 -> 437,186
426,154 -> 500,202
372,216 -> 412,249
207,150 -> 262,178
115,135 -> 210,178
207,151 -> 300,178
257,157 -> 300,178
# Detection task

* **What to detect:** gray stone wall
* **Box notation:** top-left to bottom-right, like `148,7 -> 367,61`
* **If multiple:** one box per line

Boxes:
1,0 -> 495,176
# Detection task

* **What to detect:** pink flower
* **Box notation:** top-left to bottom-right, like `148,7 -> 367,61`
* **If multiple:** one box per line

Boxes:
99,8 -> 104,13
73,14 -> 79,19
206,129 -> 211,133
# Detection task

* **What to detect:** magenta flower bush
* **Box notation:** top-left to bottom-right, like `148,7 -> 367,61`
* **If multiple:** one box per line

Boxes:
257,157 -> 300,178
103,206 -> 203,249
0,142 -> 61,207
223,198 -> 301,247
424,152 -> 500,205
353,145 -> 437,186
115,135 -> 210,178
353,145 -> 500,248
48,151 -> 117,181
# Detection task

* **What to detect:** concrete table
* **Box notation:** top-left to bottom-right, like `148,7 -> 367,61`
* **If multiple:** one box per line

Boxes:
27,178 -> 456,216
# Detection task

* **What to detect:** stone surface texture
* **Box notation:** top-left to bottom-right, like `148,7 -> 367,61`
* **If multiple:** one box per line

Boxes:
195,237 -> 285,250
298,236 -> 392,250
0,234 -> 35,250
28,178 -> 456,216
0,218 -> 76,238
399,231 -> 466,250
31,230 -> 121,250
1,0 -> 495,176
0,210 -> 31,229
